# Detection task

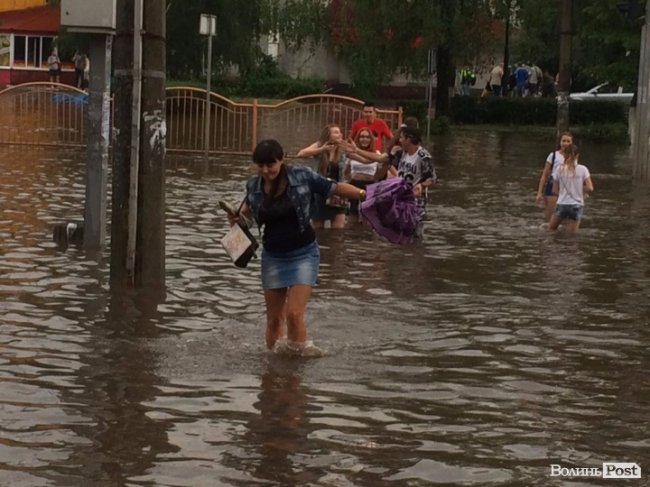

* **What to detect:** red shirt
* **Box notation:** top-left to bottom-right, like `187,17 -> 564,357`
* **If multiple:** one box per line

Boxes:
350,118 -> 393,151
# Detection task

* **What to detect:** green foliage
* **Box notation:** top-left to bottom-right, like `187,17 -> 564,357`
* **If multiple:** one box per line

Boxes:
450,96 -> 557,124
430,115 -> 451,134
570,100 -> 628,124
449,96 -> 628,126
393,99 -> 429,126
512,0 -> 642,92
166,0 -> 264,79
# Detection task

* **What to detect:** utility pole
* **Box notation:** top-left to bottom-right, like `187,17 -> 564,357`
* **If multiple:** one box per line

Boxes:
136,0 -> 166,293
556,0 -> 573,136
111,0 -> 134,287
84,36 -> 112,251
60,0 -> 116,251
632,0 -> 650,182
111,0 -> 166,293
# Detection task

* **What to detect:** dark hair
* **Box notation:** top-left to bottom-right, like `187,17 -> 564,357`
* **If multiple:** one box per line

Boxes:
401,126 -> 422,145
253,139 -> 283,165
363,102 -> 376,109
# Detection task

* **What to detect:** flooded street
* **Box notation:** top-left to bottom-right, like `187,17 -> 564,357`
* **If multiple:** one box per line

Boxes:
1,132 -> 649,486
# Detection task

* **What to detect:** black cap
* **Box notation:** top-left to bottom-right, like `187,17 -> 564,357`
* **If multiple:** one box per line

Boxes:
401,126 -> 422,144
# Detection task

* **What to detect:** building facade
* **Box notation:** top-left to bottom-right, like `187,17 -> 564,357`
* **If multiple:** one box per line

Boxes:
0,2 -> 74,87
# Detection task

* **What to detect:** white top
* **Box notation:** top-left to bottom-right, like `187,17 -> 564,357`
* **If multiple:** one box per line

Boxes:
349,159 -> 378,177
552,163 -> 590,206
546,150 -> 565,171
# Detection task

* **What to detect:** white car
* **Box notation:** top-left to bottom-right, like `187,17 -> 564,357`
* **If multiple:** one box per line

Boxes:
569,82 -> 634,103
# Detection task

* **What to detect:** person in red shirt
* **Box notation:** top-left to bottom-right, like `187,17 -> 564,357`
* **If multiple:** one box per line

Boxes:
349,102 -> 393,151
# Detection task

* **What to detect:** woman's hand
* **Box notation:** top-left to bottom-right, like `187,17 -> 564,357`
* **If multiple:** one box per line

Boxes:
337,138 -> 357,153
535,191 -> 543,204
413,183 -> 423,197
227,213 -> 240,227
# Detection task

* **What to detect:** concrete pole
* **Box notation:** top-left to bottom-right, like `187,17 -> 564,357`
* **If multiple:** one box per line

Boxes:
135,0 -> 166,293
83,35 -> 112,250
127,0 -> 143,273
556,0 -> 573,137
111,0 -> 134,287
632,0 -> 650,182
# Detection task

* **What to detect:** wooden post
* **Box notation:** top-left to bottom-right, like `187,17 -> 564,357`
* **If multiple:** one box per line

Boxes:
83,35 -> 112,250
135,0 -> 166,293
110,0 -> 134,286
556,0 -> 573,137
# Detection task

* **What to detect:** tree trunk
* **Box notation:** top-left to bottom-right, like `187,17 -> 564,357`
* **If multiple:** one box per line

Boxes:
435,44 -> 454,118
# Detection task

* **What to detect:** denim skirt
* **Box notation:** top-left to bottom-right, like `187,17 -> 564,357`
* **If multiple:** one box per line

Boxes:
261,240 -> 320,289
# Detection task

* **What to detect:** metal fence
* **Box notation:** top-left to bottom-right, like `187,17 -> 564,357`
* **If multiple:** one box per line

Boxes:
0,82 -> 87,147
0,83 -> 403,155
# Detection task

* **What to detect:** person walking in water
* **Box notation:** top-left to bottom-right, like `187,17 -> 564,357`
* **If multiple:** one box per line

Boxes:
344,128 -> 380,224
227,139 -> 367,356
536,132 -> 574,223
297,124 -> 348,229
548,144 -> 594,234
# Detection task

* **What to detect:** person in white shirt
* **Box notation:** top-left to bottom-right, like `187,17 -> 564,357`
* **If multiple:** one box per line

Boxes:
536,132 -> 574,222
548,144 -> 594,234
344,127 -> 379,223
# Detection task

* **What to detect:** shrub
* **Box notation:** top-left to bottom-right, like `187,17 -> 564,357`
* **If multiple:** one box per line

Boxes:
570,100 -> 627,125
449,96 -> 628,126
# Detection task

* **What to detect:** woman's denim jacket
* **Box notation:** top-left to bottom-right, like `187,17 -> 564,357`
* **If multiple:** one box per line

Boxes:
246,165 -> 336,233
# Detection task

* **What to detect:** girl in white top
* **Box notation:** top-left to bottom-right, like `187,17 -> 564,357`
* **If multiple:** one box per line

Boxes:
536,132 -> 573,222
548,144 -> 594,234
344,127 -> 379,223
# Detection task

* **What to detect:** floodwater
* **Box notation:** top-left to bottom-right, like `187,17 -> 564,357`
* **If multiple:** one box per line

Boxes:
1,132 -> 649,486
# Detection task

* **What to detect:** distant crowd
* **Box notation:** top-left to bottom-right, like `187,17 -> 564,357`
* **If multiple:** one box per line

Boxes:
459,62 -> 558,98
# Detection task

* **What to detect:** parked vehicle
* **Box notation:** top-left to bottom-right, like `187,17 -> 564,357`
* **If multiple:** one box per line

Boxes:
569,82 -> 633,103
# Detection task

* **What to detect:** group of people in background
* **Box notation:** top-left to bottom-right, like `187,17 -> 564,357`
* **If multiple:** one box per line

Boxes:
227,101 -> 595,355
46,47 -> 90,90
228,103 -> 436,356
477,62 -> 557,98
296,103 -> 436,236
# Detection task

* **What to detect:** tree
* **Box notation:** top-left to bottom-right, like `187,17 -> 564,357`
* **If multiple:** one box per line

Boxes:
166,0 -> 264,79
268,0 -> 501,116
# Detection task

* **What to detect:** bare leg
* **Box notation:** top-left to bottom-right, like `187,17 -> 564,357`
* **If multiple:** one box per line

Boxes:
548,214 -> 561,231
347,213 -> 360,224
263,288 -> 288,349
544,195 -> 557,223
564,219 -> 579,235
330,213 -> 346,229
285,284 -> 312,344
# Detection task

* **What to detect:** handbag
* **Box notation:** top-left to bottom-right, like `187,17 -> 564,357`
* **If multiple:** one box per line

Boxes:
220,197 -> 259,268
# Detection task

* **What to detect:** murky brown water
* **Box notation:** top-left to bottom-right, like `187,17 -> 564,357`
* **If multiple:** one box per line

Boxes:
1,133 -> 649,486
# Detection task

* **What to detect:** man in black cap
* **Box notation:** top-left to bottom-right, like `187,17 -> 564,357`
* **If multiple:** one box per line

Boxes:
388,127 -> 436,233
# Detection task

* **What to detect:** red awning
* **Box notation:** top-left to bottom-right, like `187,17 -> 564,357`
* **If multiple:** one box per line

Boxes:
0,5 -> 60,35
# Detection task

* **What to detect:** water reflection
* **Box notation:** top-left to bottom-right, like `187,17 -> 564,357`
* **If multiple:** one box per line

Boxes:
240,358 -> 311,486
1,134 -> 650,485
